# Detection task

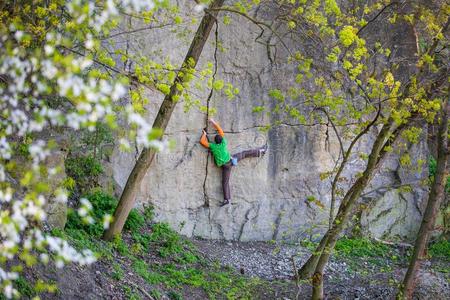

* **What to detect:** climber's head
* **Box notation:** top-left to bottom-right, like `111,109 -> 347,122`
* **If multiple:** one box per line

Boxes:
214,134 -> 223,144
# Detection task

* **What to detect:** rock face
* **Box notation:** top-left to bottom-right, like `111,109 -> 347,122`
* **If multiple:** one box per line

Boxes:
45,150 -> 68,230
8,148 -> 69,230
360,136 -> 430,240
110,3 -> 428,241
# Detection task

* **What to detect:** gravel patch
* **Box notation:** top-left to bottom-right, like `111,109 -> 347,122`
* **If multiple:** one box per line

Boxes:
193,238 -> 450,299
193,239 -> 308,280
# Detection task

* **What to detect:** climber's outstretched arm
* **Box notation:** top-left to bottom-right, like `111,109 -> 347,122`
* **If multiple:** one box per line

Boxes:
200,130 -> 209,148
209,118 -> 224,137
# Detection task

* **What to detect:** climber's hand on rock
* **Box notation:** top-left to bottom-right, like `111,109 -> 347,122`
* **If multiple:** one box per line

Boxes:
208,118 -> 216,125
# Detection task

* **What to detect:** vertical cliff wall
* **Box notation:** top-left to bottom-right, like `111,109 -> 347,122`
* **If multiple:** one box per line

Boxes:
109,2 -> 428,241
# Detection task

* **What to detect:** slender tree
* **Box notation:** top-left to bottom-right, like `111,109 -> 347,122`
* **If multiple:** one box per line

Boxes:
282,1 -> 450,298
309,117 -> 403,299
103,0 -> 225,240
397,100 -> 449,300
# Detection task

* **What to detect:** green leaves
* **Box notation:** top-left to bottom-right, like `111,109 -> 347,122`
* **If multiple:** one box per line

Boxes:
174,15 -> 183,24
401,127 -> 422,144
65,155 -> 103,192
97,50 -> 116,67
157,83 -> 171,95
400,153 -> 412,167
223,15 -> 231,25
148,128 -> 164,140
252,106 -> 265,113
326,46 -> 341,62
212,79 -> 224,90
268,89 -> 285,102
339,25 -> 357,47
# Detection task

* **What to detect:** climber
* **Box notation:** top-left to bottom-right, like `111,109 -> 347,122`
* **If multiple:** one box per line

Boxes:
200,118 -> 267,206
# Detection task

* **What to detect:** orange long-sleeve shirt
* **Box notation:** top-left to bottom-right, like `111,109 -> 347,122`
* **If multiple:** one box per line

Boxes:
213,122 -> 224,137
200,132 -> 209,148
200,121 -> 224,148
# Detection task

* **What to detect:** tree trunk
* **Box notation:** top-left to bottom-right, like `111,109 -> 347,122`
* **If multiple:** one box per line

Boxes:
103,0 -> 225,240
310,121 -> 395,299
397,101 -> 449,300
297,233 -> 329,280
299,120 -> 395,281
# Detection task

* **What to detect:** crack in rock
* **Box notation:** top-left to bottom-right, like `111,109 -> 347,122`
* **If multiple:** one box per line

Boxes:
272,204 -> 285,240
238,206 -> 253,241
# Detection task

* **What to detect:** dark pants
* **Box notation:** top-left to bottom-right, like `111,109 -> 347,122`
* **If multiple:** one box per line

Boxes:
221,148 -> 261,200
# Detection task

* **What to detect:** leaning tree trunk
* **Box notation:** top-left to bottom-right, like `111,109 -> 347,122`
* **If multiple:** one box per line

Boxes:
310,120 -> 395,300
103,0 -> 225,240
397,101 -> 449,300
298,119 -> 394,281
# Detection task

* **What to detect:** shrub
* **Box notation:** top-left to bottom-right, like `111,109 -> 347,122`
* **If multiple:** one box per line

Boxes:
429,239 -> 450,259
123,286 -> 142,300
112,235 -> 130,256
429,156 -> 437,177
150,290 -> 163,300
132,232 -> 152,250
125,208 -> 145,232
429,156 -> 450,193
144,204 -> 155,222
334,237 -> 389,257
79,122 -> 114,156
167,291 -> 183,300
149,223 -> 184,258
66,191 -> 116,236
65,154 -> 103,191
66,191 -> 144,236
14,277 -> 35,298
111,263 -> 124,281
132,260 -> 165,284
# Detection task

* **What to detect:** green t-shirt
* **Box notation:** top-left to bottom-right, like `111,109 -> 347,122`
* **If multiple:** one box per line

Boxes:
209,137 -> 231,167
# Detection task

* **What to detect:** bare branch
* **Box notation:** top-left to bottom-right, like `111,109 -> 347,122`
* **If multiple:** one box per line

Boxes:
206,7 -> 292,56
99,22 -> 177,40
357,1 -> 402,36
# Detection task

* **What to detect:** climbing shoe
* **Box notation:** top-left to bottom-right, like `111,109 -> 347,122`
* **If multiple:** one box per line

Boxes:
259,144 -> 268,157
220,199 -> 230,207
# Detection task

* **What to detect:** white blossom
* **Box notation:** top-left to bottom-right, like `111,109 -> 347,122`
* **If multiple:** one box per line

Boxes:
0,0 -> 160,298
14,31 -> 23,41
111,83 -> 126,101
40,253 -> 49,264
41,60 -> 58,79
54,189 -> 68,203
0,137 -> 12,159
55,259 -> 65,269
80,198 -> 93,210
194,4 -> 207,13
102,214 -> 113,229
119,138 -> 131,151
0,188 -> 12,203
44,45 -> 54,55
3,284 -> 14,299
78,207 -> 88,217
85,39 -> 94,50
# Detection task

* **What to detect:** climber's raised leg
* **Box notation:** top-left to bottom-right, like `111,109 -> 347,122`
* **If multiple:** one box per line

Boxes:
232,144 -> 268,162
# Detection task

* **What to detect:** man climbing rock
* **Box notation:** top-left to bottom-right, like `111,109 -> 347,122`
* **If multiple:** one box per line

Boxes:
200,118 -> 267,206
